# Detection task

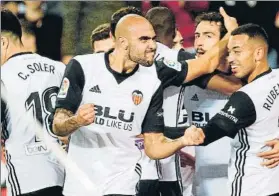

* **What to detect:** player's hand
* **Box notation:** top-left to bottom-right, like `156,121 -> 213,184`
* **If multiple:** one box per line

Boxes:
75,103 -> 95,127
257,139 -> 279,168
219,7 -> 238,32
181,125 -> 205,146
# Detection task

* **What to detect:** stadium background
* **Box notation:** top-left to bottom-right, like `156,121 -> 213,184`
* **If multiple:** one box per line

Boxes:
1,1 -> 279,196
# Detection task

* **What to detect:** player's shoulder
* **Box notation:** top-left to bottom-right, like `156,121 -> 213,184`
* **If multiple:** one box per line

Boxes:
74,53 -> 103,64
73,53 -> 105,70
33,54 -> 65,75
156,42 -> 179,61
40,54 -> 65,67
239,69 -> 278,96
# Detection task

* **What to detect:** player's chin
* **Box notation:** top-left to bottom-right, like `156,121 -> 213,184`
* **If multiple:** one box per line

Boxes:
141,59 -> 154,67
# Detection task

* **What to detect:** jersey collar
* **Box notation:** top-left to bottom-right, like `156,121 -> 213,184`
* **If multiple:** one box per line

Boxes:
7,52 -> 33,61
251,68 -> 272,82
104,49 -> 140,84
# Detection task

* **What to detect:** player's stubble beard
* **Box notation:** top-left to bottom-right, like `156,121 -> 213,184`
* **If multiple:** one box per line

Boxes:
128,48 -> 155,67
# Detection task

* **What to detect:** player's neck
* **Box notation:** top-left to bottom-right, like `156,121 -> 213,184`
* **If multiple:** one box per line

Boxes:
5,44 -> 27,63
109,49 -> 137,74
247,61 -> 270,83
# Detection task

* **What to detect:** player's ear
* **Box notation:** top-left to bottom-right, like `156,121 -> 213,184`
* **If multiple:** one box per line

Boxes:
109,31 -> 115,41
1,36 -> 9,50
254,46 -> 265,62
118,36 -> 128,50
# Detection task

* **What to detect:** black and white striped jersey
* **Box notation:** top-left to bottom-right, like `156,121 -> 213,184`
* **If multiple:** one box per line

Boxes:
1,53 -> 65,196
202,68 -> 279,196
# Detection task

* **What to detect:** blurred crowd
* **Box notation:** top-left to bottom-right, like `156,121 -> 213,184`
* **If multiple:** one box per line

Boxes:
1,1 -> 278,68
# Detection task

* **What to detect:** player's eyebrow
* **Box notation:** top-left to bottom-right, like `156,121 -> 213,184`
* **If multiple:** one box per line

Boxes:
203,32 -> 215,36
95,51 -> 105,53
139,35 -> 156,41
194,32 -> 215,36
228,46 -> 241,52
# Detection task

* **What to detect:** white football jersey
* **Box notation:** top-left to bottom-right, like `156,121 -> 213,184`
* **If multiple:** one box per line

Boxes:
1,53 -> 65,195
56,51 -> 165,196
202,69 -> 279,196
184,85 -> 231,196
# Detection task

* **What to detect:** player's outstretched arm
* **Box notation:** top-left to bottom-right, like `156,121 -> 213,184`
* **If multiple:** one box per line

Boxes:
52,104 -> 95,137
184,7 -> 238,83
206,74 -> 243,95
143,125 -> 204,159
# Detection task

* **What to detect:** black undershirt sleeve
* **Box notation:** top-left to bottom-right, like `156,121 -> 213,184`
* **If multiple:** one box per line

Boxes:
155,58 -> 188,89
55,59 -> 85,114
201,91 -> 256,145
141,84 -> 165,134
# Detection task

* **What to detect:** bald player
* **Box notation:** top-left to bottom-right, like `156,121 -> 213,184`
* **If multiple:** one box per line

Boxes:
52,14 -> 204,196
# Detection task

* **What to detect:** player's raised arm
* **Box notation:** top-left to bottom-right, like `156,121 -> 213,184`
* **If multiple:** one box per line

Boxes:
205,74 -> 243,95
52,59 -> 94,136
184,7 -> 238,83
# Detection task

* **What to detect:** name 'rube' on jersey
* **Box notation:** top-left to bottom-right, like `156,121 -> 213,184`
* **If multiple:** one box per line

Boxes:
94,104 -> 134,131
263,83 -> 279,111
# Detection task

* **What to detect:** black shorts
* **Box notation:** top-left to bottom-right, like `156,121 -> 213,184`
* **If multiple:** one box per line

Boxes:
20,186 -> 63,196
159,181 -> 183,196
136,180 -> 159,196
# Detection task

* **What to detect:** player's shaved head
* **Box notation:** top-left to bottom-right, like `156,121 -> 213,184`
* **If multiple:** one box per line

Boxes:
115,14 -> 153,40
114,14 -> 157,67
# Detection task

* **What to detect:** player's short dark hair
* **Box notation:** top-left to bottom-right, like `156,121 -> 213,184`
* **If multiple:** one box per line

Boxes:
231,23 -> 269,45
1,8 -> 22,39
110,6 -> 142,37
21,20 -> 35,36
195,12 -> 227,39
145,7 -> 176,40
91,23 -> 111,49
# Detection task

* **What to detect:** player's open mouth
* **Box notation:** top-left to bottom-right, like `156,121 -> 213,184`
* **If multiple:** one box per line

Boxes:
231,65 -> 238,73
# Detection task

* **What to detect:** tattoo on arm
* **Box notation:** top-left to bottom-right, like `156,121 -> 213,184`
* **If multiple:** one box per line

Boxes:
52,108 -> 80,136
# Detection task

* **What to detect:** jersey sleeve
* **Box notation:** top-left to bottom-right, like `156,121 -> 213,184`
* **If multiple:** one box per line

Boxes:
201,91 -> 256,145
55,59 -> 85,113
183,72 -> 216,89
177,49 -> 195,61
1,99 -> 7,123
141,84 -> 164,134
155,57 -> 188,89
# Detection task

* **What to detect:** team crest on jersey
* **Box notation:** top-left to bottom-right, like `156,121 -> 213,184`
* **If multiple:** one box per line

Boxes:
132,90 -> 143,105
57,77 -> 70,98
163,58 -> 182,71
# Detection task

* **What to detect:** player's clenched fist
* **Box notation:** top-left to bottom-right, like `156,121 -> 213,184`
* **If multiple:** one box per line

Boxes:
75,103 -> 95,126
181,125 -> 205,146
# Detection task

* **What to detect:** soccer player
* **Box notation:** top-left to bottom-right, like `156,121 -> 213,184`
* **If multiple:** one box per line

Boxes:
52,14 -> 204,196
193,23 -> 279,196
1,9 -> 65,196
144,7 -> 242,196
110,6 -> 239,196
184,12 -> 233,196
91,23 -> 115,53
